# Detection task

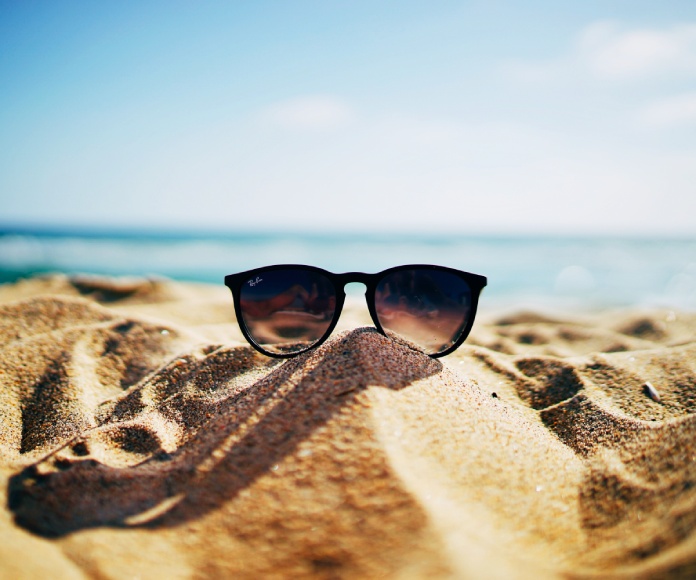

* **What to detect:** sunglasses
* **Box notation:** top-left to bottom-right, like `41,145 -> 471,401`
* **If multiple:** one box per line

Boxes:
224,264 -> 487,359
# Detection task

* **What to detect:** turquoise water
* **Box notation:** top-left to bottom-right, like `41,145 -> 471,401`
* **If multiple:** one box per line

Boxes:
1,226 -> 694,311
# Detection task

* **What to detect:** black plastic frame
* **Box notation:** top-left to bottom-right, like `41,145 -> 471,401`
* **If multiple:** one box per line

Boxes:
225,264 -> 487,359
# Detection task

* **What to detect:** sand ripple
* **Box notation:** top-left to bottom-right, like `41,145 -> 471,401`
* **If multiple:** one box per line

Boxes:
1,276 -> 695,578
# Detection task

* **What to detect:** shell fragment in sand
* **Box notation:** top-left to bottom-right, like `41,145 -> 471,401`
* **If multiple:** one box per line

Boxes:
643,381 -> 661,403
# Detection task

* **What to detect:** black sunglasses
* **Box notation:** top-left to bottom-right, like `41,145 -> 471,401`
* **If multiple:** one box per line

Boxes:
224,264 -> 487,359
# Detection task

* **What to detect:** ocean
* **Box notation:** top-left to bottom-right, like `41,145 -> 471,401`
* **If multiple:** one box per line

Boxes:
1,226 -> 694,312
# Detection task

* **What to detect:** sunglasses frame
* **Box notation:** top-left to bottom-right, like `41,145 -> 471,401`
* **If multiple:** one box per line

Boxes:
225,264 -> 487,359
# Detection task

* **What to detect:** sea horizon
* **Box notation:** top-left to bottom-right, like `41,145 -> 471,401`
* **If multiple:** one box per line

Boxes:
1,223 -> 695,312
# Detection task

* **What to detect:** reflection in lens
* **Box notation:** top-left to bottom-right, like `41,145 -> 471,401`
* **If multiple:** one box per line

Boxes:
374,268 -> 472,355
239,269 -> 336,355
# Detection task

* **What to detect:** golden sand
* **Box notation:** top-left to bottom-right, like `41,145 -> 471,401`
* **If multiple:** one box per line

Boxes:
0,274 -> 695,578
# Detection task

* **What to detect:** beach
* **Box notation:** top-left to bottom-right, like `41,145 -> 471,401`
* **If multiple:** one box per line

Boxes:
1,273 -> 695,578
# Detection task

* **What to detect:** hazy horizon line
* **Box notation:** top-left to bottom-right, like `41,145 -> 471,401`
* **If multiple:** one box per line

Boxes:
1,220 -> 694,242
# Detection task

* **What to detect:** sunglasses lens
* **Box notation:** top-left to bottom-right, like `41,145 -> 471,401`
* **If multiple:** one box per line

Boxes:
374,268 -> 473,355
238,268 -> 337,355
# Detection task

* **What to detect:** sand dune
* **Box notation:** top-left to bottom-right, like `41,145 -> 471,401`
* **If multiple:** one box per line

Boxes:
1,274 -> 695,578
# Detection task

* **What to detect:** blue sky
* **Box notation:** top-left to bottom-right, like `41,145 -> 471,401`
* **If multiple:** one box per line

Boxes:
1,1 -> 695,235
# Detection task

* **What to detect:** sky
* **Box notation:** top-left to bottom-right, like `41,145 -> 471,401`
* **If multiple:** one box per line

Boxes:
1,0 -> 695,236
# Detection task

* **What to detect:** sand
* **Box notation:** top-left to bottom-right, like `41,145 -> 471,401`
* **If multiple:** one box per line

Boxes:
0,273 -> 695,579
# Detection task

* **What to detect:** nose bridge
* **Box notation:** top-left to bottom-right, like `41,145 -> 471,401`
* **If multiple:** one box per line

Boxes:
339,272 -> 372,289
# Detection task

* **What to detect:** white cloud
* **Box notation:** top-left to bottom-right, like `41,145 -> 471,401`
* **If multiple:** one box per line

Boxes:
503,21 -> 696,83
259,95 -> 355,131
579,21 -> 696,79
636,92 -> 696,128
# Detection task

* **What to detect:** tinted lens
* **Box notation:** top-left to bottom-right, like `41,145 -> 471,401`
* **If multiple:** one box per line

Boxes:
374,268 -> 472,355
239,268 -> 337,355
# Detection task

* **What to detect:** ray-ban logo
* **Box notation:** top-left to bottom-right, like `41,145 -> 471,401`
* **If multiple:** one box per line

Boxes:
248,276 -> 263,287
